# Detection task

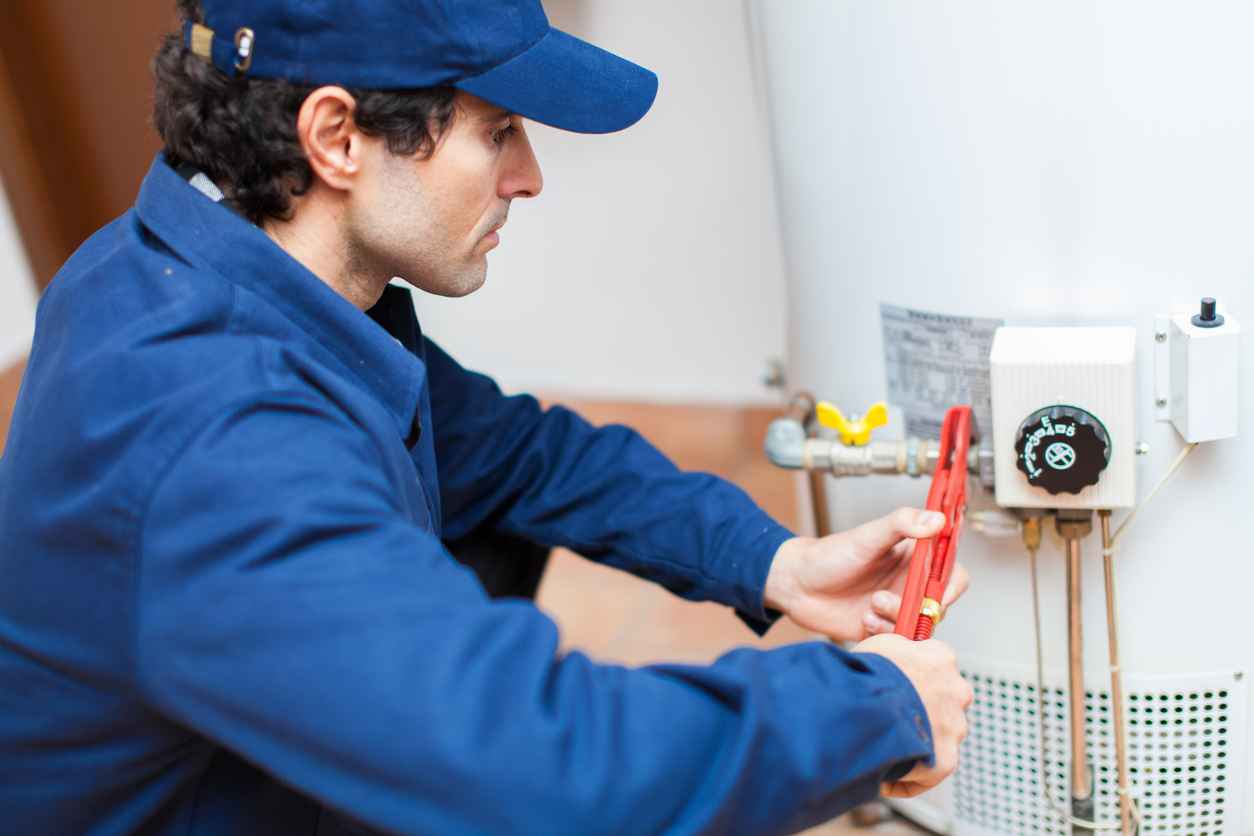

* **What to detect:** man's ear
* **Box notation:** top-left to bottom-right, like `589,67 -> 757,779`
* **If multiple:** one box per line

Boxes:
296,86 -> 367,192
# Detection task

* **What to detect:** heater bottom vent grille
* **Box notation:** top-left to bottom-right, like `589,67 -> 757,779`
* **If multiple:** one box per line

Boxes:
953,667 -> 1245,835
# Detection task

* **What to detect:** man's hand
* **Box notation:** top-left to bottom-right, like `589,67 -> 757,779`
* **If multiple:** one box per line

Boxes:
763,507 -> 970,643
854,633 -> 973,797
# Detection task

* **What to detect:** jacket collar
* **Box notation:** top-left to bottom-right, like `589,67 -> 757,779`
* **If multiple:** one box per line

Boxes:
134,154 -> 424,443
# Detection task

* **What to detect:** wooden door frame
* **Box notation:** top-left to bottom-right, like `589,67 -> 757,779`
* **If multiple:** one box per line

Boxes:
0,42 -> 66,292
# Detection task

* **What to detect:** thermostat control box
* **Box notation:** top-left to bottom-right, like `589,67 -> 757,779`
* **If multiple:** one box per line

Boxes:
990,326 -> 1137,509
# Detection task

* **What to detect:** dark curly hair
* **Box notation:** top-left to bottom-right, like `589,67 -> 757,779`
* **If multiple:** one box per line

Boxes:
153,0 -> 457,225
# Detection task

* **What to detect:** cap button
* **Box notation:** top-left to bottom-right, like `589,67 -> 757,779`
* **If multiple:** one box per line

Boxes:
1192,296 -> 1226,328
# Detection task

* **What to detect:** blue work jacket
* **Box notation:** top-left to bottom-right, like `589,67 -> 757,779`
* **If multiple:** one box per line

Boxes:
0,155 -> 933,835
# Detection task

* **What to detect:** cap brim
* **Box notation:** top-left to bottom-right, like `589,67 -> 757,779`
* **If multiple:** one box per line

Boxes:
453,29 -> 658,134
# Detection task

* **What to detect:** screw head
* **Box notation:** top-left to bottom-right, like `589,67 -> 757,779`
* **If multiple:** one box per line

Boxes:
761,358 -> 786,389
1155,398 -> 1168,408
1155,332 -> 1167,343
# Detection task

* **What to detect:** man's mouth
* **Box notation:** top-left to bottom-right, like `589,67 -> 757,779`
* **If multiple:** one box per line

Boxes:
480,221 -> 504,251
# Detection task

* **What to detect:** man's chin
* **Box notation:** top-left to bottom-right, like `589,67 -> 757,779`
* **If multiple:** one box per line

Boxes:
397,264 -> 487,298
446,276 -> 486,298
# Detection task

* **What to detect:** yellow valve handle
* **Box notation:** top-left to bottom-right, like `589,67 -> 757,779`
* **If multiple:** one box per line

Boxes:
815,401 -> 889,446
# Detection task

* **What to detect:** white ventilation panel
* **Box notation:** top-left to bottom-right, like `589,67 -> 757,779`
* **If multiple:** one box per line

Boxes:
955,663 -> 1247,835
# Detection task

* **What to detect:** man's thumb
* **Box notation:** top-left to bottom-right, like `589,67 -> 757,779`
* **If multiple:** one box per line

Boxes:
912,508 -> 946,534
852,507 -> 945,552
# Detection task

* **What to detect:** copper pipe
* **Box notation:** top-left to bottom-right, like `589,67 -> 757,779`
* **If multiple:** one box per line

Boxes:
1065,535 -> 1092,805
807,471 -> 832,537
1100,510 -> 1134,835
784,391 -> 816,427
786,391 -> 833,537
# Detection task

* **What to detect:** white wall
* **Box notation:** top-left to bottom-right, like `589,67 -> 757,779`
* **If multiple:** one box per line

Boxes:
0,178 -> 38,369
410,0 -> 788,404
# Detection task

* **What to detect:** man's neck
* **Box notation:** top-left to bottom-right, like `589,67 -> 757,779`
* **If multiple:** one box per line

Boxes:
262,204 -> 388,312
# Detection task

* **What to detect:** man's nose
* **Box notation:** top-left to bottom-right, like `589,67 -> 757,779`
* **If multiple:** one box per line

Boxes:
500,124 -> 543,200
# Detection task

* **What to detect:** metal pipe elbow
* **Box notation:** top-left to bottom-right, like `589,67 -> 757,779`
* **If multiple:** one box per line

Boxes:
764,415 -> 808,468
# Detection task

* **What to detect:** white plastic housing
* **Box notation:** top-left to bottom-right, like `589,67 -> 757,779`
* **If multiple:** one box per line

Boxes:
990,326 -> 1137,509
1170,311 -> 1241,442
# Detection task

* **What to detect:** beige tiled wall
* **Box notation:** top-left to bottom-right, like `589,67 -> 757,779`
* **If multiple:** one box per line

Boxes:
534,397 -> 821,662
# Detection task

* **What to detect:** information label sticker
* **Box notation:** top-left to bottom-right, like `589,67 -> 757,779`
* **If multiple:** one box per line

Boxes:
881,303 -> 1002,441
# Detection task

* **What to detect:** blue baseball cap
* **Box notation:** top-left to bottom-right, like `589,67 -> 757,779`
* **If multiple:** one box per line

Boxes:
184,0 -> 658,134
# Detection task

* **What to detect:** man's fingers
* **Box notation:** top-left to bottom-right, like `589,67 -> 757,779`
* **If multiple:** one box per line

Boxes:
861,610 -> 897,636
851,507 -> 946,555
880,781 -> 928,799
876,559 -> 965,629
889,538 -> 915,562
940,563 -> 970,609
871,590 -> 901,620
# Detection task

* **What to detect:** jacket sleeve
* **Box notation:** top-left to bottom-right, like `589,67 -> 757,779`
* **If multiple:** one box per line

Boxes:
136,389 -> 933,836
424,337 -> 794,628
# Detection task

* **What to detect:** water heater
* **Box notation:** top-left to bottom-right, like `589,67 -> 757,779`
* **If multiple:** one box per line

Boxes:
750,2 -> 1251,833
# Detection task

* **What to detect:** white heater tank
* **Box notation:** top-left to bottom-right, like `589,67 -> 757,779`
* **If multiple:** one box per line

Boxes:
750,3 -> 1253,833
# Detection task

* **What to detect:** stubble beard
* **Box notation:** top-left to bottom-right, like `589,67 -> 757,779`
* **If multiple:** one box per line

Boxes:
353,172 -> 488,298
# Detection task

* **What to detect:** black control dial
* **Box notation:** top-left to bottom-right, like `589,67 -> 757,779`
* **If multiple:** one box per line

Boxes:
1014,405 -> 1110,495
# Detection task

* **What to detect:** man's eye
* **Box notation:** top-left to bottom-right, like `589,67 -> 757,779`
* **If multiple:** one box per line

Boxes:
491,125 -> 517,146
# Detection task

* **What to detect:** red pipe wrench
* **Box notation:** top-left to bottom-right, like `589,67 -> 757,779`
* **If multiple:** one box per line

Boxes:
893,405 -> 974,641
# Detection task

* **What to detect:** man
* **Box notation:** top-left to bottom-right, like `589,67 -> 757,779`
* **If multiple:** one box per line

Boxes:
0,1 -> 973,833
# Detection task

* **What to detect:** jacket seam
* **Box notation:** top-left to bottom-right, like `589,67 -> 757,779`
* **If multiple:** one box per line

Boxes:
129,385 -> 344,702
126,282 -> 240,697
